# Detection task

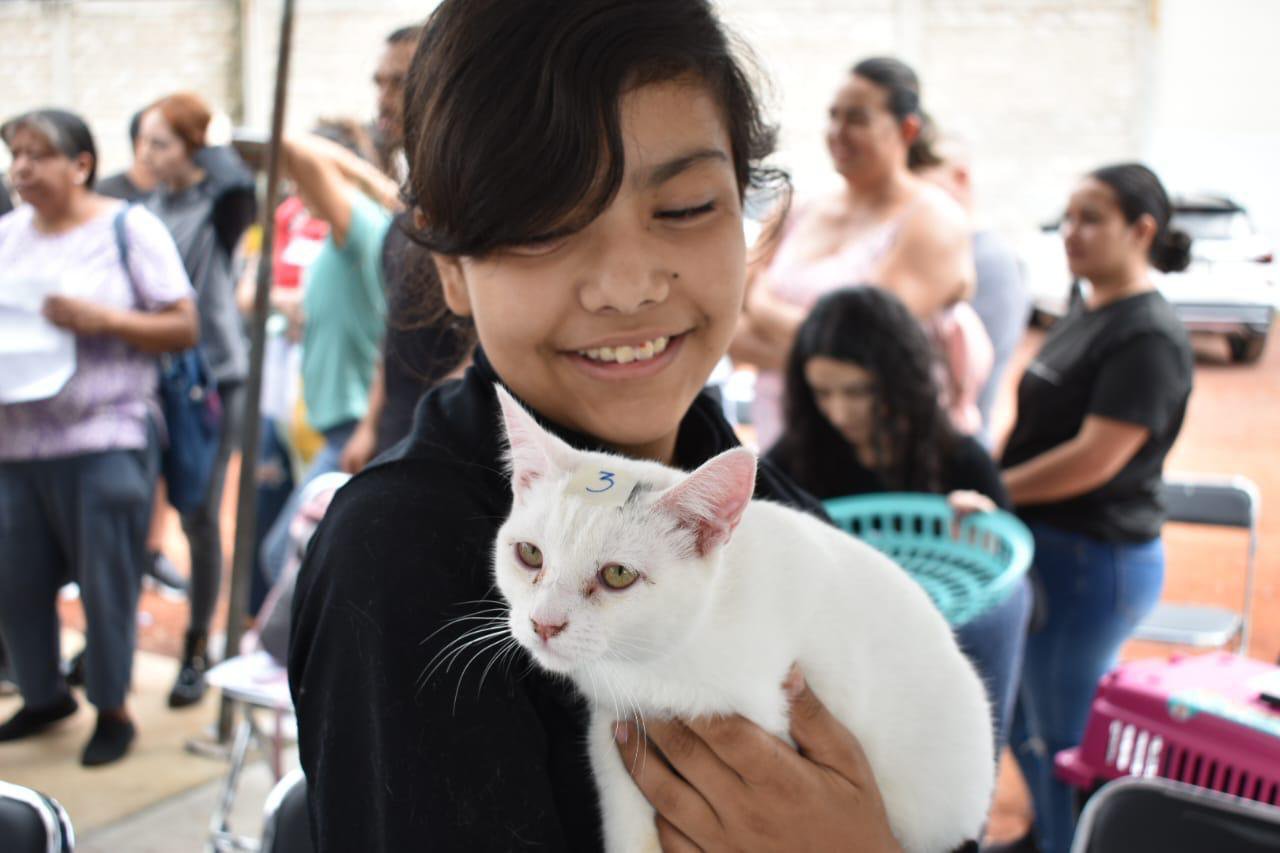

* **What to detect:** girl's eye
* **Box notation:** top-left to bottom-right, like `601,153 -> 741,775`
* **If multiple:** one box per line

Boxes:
656,201 -> 716,222
515,542 -> 543,569
599,563 -> 639,590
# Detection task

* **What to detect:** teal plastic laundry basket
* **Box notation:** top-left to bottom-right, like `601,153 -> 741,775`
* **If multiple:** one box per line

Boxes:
823,493 -> 1034,627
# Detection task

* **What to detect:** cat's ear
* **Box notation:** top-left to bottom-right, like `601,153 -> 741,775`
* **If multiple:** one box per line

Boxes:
495,384 -> 569,500
656,447 -> 757,557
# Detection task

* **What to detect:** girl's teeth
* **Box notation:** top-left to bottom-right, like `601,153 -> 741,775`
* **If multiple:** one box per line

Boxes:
579,335 -> 674,363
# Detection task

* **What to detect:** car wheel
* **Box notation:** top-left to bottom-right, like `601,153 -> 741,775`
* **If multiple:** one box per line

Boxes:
1227,331 -> 1268,364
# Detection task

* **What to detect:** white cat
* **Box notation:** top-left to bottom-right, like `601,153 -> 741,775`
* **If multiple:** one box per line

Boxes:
489,387 -> 995,853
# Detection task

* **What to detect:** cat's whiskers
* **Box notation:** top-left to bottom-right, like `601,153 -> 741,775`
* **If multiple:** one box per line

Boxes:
584,660 -> 651,775
419,620 -> 512,691
452,632 -> 521,714
475,633 -> 524,698
418,604 -> 510,648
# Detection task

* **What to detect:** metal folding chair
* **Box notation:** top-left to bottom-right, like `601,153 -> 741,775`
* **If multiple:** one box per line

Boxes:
205,651 -> 295,852
0,780 -> 74,853
1072,776 -> 1280,852
1133,474 -> 1260,652
260,768 -> 313,853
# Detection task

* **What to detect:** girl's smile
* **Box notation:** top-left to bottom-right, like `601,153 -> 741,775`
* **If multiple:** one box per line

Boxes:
435,79 -> 746,463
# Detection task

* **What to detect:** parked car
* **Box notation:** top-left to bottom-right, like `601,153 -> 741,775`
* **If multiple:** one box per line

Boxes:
1022,194 -> 1277,363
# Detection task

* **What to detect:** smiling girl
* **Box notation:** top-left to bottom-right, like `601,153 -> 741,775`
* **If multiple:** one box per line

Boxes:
288,1 -> 907,850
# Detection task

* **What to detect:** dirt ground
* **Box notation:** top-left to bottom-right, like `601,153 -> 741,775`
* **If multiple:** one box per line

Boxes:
55,322 -> 1280,842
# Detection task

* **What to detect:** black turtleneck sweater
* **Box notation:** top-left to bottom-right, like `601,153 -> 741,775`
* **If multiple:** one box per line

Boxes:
288,349 -> 825,851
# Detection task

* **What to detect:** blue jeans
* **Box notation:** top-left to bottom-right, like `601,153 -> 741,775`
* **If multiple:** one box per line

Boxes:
259,420 -> 356,588
1010,522 -> 1165,853
955,576 -> 1032,760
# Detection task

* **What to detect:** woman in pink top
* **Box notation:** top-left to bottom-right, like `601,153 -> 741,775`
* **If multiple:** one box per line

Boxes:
732,56 -> 990,447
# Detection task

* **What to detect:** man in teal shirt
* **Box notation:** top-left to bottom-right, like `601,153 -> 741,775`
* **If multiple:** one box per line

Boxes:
260,132 -> 401,585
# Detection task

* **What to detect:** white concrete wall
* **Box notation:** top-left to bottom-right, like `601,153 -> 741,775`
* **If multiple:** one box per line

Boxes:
1143,0 -> 1280,242
4,0 -> 1276,241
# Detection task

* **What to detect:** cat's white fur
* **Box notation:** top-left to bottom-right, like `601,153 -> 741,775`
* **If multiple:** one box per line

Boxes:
490,388 -> 995,853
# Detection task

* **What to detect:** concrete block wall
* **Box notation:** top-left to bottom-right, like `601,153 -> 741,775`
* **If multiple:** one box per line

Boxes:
2,0 -> 1152,235
2,0 -> 241,184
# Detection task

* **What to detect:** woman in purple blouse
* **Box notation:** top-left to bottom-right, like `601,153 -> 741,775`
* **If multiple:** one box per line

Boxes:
0,109 -> 197,766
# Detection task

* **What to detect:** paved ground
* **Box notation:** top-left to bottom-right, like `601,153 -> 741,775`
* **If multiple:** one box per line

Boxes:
45,323 -> 1280,848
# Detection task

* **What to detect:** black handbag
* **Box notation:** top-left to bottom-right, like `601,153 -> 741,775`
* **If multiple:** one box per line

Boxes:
113,206 -> 223,514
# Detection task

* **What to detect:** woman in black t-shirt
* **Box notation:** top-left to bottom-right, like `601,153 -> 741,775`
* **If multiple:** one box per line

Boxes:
767,285 -> 1031,762
999,164 -> 1194,853
288,3 -> 910,851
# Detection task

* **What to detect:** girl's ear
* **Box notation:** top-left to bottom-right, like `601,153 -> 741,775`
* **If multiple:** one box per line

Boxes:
495,385 -> 571,500
899,113 -> 922,147
657,447 -> 757,557
432,253 -> 472,317
1131,212 -> 1158,254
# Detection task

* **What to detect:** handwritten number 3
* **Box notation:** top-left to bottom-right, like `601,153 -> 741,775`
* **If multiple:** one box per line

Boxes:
586,471 -> 616,493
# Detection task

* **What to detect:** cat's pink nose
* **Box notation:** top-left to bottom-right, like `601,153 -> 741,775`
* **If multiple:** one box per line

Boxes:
531,618 -> 567,642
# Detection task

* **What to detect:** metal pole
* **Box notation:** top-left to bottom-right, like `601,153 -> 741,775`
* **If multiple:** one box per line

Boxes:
218,0 -> 296,742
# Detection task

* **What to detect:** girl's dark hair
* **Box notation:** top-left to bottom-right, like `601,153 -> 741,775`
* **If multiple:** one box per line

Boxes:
402,0 -> 780,258
1,108 -> 99,186
774,286 -> 956,495
850,56 -> 940,171
1090,163 -> 1192,273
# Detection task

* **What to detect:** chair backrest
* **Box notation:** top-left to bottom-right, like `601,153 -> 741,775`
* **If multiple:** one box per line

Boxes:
0,781 -> 74,853
261,768 -> 313,853
1072,776 -> 1280,853
1160,473 -> 1261,651
1161,475 -> 1259,530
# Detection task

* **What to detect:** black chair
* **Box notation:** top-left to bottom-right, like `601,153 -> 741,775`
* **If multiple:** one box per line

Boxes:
260,768 -> 313,853
1134,474 -> 1260,652
1072,776 -> 1280,853
0,780 -> 75,853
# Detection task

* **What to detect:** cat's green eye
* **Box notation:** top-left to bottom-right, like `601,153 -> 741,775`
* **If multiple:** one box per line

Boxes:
600,563 -> 639,590
515,542 -> 543,569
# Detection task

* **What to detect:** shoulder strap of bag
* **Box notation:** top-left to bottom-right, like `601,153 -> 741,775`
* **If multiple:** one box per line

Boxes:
112,203 -> 144,309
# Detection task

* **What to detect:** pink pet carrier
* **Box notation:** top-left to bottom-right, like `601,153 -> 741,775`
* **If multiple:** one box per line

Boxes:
1055,652 -> 1280,806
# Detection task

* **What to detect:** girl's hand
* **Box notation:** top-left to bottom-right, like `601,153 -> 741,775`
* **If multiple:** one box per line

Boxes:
947,489 -> 996,521
948,490 -> 997,539
43,295 -> 118,337
615,667 -> 903,852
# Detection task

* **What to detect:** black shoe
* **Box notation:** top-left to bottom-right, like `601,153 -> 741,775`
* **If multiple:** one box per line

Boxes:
62,649 -> 86,687
0,693 -> 79,742
168,630 -> 210,708
145,551 -> 189,595
81,714 -> 136,767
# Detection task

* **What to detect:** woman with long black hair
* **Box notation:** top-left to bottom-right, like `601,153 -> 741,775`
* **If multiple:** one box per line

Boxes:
768,285 -> 1031,763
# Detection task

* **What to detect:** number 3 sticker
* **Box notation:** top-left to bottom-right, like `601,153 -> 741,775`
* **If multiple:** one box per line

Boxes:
568,464 -> 635,507
586,471 -> 616,493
